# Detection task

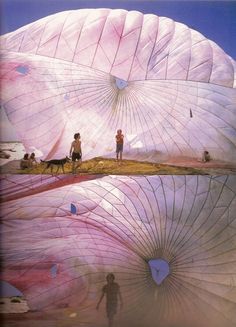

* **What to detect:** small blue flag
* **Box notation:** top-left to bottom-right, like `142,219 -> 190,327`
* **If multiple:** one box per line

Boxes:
71,203 -> 77,215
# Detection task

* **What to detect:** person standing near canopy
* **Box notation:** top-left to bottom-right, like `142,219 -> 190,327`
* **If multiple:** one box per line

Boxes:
115,129 -> 124,164
70,133 -> 82,174
96,273 -> 123,327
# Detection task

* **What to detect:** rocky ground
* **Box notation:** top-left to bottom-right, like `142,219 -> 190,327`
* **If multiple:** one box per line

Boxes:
0,297 -> 29,314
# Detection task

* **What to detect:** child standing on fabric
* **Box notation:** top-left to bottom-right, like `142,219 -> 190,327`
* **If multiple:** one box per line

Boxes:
96,273 -> 123,327
115,129 -> 124,164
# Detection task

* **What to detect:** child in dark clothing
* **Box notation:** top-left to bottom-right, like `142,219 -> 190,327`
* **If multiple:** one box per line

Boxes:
96,273 -> 123,327
202,150 -> 211,162
69,133 -> 82,174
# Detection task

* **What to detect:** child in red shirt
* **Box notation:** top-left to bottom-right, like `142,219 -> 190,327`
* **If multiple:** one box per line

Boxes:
115,129 -> 124,164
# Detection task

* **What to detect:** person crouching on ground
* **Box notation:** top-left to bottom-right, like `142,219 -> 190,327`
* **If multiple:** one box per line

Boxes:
202,150 -> 211,162
70,133 -> 82,174
115,129 -> 124,165
20,153 -> 30,169
29,152 -> 38,167
96,273 -> 123,327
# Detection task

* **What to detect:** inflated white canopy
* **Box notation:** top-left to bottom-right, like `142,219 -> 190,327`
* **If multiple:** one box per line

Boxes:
1,9 -> 236,162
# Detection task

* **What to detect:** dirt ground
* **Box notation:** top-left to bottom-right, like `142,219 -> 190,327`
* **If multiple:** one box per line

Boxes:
0,309 -> 144,327
0,156 -> 235,175
0,311 -> 92,327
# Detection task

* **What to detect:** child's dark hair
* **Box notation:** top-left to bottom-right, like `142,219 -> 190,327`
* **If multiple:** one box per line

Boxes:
106,273 -> 115,281
74,133 -> 80,139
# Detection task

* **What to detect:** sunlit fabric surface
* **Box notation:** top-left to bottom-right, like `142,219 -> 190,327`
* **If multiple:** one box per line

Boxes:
1,9 -> 236,162
1,174 -> 236,327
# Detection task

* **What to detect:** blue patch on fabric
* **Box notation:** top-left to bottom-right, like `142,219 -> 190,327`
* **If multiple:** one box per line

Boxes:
15,65 -> 29,75
71,203 -> 77,215
148,258 -> 170,285
50,264 -> 58,278
64,94 -> 70,100
115,77 -> 128,90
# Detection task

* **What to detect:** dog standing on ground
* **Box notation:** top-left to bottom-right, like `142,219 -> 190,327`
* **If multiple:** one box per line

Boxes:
41,156 -> 71,174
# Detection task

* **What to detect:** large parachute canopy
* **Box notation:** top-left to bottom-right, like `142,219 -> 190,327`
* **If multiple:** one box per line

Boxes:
1,174 -> 236,326
0,8 -> 236,162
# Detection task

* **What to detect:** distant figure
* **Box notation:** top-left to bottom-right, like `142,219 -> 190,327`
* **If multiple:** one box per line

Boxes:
115,129 -> 124,164
29,152 -> 37,167
96,273 -> 123,327
70,133 -> 82,174
0,150 -> 10,159
20,153 -> 30,169
202,150 -> 211,162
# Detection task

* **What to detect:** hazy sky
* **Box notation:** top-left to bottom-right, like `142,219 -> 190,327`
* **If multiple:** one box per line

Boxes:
1,0 -> 236,141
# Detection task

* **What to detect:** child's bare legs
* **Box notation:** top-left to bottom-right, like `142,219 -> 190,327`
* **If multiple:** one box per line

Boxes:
108,314 -> 114,327
118,152 -> 122,165
72,161 -> 76,174
116,151 -> 122,165
72,160 -> 81,174
75,159 -> 82,172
